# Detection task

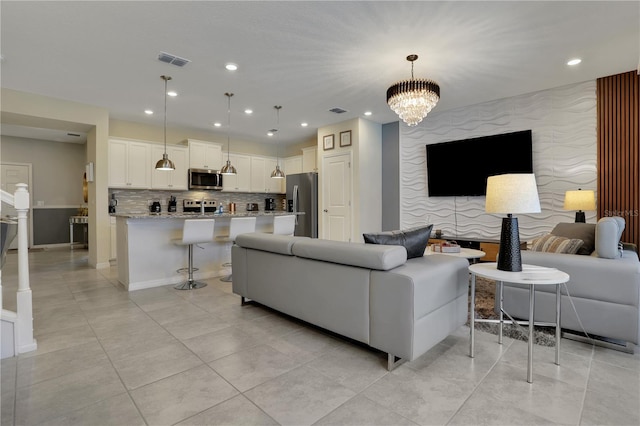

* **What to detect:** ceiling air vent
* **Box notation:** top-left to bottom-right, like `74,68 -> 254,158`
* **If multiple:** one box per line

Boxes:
329,107 -> 348,114
158,52 -> 191,67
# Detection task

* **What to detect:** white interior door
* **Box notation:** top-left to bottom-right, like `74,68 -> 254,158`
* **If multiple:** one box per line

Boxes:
1,163 -> 33,249
322,152 -> 351,241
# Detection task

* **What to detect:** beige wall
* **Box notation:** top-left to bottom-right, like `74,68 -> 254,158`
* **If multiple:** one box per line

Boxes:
0,88 -> 317,268
316,117 -> 382,241
109,119 -> 315,158
1,88 -> 110,268
1,136 -> 85,206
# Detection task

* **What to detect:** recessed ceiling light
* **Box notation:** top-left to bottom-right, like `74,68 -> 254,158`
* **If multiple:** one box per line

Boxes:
144,109 -> 153,115
167,91 -> 177,97
213,122 -> 222,127
301,122 -> 308,127
245,109 -> 253,114
225,63 -> 238,71
364,111 -> 372,116
267,131 -> 274,136
567,58 -> 582,66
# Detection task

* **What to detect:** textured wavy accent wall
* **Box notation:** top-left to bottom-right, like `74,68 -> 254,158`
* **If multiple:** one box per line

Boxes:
400,80 -> 597,241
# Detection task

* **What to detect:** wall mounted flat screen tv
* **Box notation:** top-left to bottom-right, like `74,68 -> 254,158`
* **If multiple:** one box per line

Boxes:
426,130 -> 533,197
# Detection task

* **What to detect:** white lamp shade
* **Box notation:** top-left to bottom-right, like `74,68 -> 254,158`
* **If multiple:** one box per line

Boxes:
485,174 -> 541,214
564,190 -> 596,211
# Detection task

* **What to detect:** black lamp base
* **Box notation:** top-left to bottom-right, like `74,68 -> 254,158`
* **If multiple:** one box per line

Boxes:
497,215 -> 522,272
575,211 -> 586,223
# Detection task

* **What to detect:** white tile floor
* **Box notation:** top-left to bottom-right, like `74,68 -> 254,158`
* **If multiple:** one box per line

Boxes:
1,247 -> 639,425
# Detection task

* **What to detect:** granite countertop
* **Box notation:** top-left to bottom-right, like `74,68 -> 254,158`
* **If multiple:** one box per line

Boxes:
115,211 -> 304,219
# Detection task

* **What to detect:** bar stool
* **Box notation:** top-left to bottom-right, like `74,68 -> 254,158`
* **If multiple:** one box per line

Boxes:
173,219 -> 215,290
272,215 -> 296,236
217,216 -> 257,282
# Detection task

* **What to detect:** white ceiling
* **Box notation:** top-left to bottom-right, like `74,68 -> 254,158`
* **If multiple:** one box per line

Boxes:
1,1 -> 638,146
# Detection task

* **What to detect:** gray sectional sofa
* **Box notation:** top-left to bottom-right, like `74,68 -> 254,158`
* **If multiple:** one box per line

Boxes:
500,217 -> 640,352
231,232 -> 470,369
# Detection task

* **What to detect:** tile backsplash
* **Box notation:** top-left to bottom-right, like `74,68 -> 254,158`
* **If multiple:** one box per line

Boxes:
109,189 -> 286,214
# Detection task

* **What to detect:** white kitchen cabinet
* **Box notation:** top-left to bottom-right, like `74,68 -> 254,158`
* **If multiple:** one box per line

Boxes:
151,145 -> 188,190
249,156 -> 285,193
282,155 -> 303,194
188,139 -> 223,170
108,139 -> 151,189
302,146 -> 318,172
284,156 -> 303,176
250,156 -> 267,192
222,153 -> 251,192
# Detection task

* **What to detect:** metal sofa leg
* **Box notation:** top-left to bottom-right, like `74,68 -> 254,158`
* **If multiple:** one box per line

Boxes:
562,331 -> 636,354
387,353 -> 406,371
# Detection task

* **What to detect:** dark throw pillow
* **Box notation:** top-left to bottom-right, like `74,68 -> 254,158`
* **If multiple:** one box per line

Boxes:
363,224 -> 433,259
551,222 -> 596,255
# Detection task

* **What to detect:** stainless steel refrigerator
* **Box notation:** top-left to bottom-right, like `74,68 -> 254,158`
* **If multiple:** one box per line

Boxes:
286,172 -> 318,238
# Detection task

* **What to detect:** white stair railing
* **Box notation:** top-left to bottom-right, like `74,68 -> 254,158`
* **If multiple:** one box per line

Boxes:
1,183 -> 37,357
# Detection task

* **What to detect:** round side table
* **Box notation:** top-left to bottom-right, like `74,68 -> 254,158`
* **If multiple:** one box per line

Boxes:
468,262 -> 570,383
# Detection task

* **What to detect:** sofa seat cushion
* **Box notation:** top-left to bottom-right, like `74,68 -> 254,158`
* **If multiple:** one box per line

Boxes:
363,225 -> 433,259
292,238 -> 407,271
551,222 -> 596,255
530,234 -> 584,254
235,232 -> 307,255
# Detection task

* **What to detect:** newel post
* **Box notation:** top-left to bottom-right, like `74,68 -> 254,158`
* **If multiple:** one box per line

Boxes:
14,183 -> 37,353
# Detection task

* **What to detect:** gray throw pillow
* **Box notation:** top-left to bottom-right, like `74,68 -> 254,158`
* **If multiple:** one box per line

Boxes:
551,222 -> 596,255
363,224 -> 433,259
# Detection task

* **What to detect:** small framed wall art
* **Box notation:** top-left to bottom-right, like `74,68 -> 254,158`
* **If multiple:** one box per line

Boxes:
323,134 -> 335,150
340,130 -> 352,147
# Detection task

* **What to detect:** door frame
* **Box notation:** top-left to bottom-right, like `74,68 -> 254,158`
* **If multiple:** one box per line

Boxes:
320,150 -> 353,241
1,162 -> 35,248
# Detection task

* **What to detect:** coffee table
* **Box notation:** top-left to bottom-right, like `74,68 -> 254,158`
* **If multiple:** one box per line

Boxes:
468,262 -> 570,383
425,246 -> 486,263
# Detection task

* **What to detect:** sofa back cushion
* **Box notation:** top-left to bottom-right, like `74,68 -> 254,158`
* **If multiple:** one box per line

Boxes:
363,224 -> 433,259
530,234 -> 584,254
235,232 -> 307,255
292,238 -> 407,271
595,217 -> 625,259
551,222 -> 596,255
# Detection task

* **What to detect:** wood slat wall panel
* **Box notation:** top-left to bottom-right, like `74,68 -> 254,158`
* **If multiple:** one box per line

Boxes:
597,71 -> 640,248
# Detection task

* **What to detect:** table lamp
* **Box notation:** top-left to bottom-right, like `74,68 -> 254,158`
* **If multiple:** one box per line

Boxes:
563,189 -> 595,223
486,174 -> 541,272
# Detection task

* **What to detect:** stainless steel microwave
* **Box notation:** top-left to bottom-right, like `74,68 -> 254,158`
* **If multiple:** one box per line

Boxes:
188,168 -> 223,190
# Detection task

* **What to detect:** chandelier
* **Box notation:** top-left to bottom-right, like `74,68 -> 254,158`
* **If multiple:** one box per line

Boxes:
386,54 -> 440,126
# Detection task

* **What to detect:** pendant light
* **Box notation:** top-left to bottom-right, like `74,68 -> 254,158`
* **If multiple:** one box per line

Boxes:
155,75 -> 176,170
271,105 -> 285,179
220,92 -> 237,175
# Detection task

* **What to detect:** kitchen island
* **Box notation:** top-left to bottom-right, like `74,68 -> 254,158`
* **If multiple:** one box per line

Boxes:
115,211 -> 301,291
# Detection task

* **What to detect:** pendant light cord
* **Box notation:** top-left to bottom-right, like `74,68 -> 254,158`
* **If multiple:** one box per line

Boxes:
275,105 -> 282,161
163,77 -> 168,153
226,93 -> 233,162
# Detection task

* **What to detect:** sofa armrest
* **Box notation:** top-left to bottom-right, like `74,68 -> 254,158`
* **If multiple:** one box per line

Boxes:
369,255 -> 468,360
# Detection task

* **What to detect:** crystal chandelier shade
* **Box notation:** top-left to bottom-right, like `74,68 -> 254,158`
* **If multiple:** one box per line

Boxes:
387,55 -> 440,126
